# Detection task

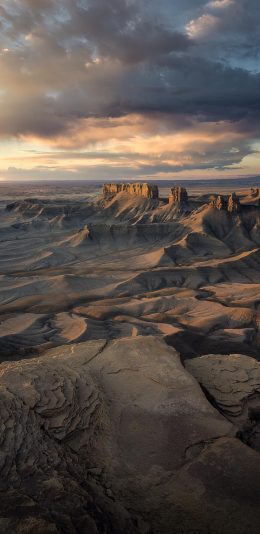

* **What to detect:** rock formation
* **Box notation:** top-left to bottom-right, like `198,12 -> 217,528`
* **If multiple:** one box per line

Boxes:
211,192 -> 241,213
0,340 -> 139,533
210,194 -> 227,210
168,186 -> 188,204
227,192 -> 241,213
2,337 -> 260,534
102,183 -> 123,197
1,183 -> 260,533
251,187 -> 260,197
186,353 -> 260,452
103,182 -> 159,199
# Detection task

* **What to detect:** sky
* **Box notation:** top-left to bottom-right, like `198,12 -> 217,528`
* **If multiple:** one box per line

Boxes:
0,0 -> 260,181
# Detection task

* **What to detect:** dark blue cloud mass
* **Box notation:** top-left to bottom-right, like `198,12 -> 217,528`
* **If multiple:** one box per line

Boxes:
0,0 -> 259,177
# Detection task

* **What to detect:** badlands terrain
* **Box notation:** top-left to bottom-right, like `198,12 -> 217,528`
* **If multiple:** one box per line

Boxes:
0,181 -> 260,533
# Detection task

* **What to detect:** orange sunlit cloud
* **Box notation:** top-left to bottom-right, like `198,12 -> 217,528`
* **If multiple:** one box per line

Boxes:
0,0 -> 259,180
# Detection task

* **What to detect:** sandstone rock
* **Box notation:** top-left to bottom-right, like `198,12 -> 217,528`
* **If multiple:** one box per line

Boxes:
210,192 -> 241,213
251,187 -> 260,197
103,183 -> 123,197
0,339 -> 139,533
103,182 -> 158,199
186,353 -> 260,451
227,192 -> 241,213
171,436 -> 260,534
1,336 -> 260,532
210,194 -> 228,210
168,186 -> 188,204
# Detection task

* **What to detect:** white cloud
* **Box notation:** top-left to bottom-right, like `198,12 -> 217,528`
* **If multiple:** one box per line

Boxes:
186,14 -> 220,38
207,0 -> 234,9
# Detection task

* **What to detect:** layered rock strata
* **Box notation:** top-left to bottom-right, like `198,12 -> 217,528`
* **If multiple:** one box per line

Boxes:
103,182 -> 159,199
211,194 -> 228,210
168,186 -> 188,204
228,192 -> 241,213
211,193 -> 241,213
186,354 -> 260,451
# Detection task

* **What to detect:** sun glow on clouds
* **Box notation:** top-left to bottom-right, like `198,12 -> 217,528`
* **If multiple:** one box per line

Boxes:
207,0 -> 235,8
0,114 -> 256,180
0,0 -> 260,180
186,14 -> 220,38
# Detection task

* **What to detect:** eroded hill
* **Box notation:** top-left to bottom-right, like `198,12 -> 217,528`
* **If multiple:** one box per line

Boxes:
0,186 -> 259,533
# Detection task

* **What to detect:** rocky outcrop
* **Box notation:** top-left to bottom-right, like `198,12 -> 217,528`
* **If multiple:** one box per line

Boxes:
103,182 -> 159,199
1,337 -> 260,533
0,340 -> 139,534
250,187 -> 260,197
227,192 -> 241,213
2,187 -> 260,533
211,194 -> 227,210
186,354 -> 260,451
211,192 -> 241,213
168,186 -> 188,204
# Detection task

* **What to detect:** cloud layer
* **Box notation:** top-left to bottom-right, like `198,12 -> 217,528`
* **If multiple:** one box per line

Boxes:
0,0 -> 260,180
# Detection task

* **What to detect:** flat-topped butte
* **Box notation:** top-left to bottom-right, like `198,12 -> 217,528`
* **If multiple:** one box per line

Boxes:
103,182 -> 159,199
102,182 -> 260,218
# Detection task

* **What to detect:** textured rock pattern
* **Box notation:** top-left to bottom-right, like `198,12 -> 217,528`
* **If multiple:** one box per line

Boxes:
251,187 -> 260,197
228,192 -> 241,213
103,182 -> 159,199
211,193 -> 241,213
102,183 -> 123,197
211,194 -> 228,210
0,187 -> 260,533
0,340 -> 139,534
186,354 -> 260,451
0,338 -> 260,533
169,186 -> 188,204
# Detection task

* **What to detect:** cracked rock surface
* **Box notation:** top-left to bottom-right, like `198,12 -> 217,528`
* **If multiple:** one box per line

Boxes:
0,339 -> 140,534
0,336 -> 260,533
186,353 -> 260,451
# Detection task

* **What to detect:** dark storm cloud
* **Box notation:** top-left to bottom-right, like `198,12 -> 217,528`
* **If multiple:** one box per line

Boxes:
60,0 -> 192,64
121,55 -> 260,124
0,0 -> 260,159
0,0 -> 194,138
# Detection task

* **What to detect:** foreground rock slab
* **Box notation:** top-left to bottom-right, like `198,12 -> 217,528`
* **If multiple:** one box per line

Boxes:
186,353 -> 260,451
0,336 -> 260,533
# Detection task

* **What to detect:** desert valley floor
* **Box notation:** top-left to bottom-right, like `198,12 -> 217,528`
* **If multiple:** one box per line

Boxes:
0,182 -> 260,533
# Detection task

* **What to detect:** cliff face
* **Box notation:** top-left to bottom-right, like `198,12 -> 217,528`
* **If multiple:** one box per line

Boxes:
211,195 -> 227,210
168,186 -> 188,205
211,193 -> 241,213
227,192 -> 241,213
103,183 -> 123,196
251,187 -> 260,197
103,182 -> 159,199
